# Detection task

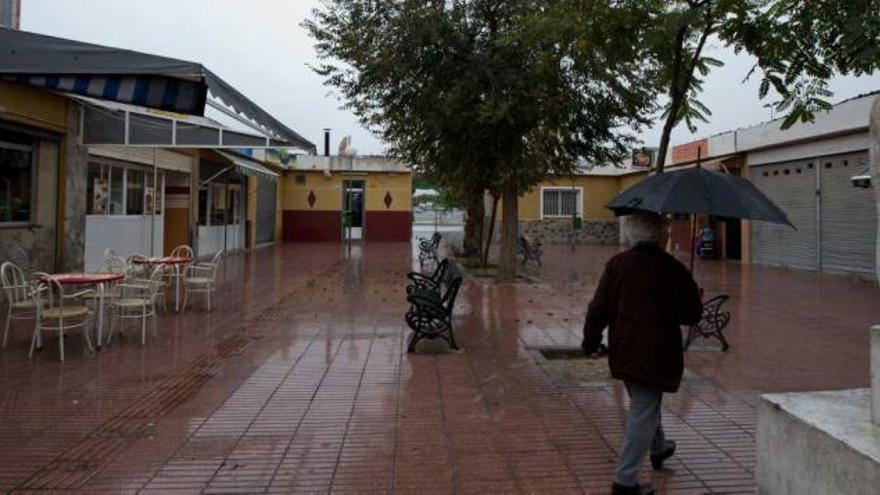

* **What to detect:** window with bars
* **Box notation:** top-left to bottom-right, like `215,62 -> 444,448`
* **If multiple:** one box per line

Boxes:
542,188 -> 582,218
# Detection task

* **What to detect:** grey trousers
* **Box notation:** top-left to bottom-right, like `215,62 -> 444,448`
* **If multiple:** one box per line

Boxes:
615,381 -> 668,486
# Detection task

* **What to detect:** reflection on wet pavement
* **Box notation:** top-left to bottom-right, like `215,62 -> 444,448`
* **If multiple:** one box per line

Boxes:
0,240 -> 876,493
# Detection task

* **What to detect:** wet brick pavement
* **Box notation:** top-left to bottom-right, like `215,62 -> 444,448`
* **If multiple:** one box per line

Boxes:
0,240 -> 876,494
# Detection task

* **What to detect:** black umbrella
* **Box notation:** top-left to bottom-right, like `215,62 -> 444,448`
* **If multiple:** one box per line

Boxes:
607,164 -> 793,270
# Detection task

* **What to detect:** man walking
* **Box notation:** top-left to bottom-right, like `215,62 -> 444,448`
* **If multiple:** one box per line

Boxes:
582,212 -> 703,495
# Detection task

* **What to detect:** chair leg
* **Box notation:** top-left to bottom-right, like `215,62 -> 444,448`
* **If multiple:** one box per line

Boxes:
207,289 -> 212,312
141,309 -> 147,346
28,324 -> 40,359
59,321 -> 65,362
82,319 -> 94,354
683,327 -> 696,351
3,306 -> 11,348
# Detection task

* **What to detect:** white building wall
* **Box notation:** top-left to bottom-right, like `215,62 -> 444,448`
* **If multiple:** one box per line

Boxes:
738,95 -> 875,151
85,215 -> 164,270
747,131 -> 870,166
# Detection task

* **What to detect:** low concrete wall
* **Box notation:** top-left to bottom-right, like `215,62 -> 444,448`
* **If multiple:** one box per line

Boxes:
519,219 -> 619,245
757,389 -> 880,495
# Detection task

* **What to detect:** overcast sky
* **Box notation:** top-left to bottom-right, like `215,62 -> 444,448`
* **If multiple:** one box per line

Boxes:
21,0 -> 880,155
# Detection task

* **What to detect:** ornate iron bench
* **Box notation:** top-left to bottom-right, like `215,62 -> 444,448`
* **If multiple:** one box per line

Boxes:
405,259 -> 462,352
684,294 -> 731,351
417,232 -> 442,267
516,235 -> 543,267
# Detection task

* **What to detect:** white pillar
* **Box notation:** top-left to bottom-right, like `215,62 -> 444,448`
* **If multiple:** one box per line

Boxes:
872,326 -> 880,425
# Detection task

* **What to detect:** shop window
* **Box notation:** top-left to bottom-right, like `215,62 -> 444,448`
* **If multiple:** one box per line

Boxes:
109,166 -> 124,214
295,174 -> 306,185
0,131 -> 34,224
88,161 -> 161,216
762,172 -> 768,177
542,187 -> 582,218
198,188 -> 209,225
783,169 -> 790,175
796,168 -> 802,174
825,162 -> 832,169
211,183 -> 227,225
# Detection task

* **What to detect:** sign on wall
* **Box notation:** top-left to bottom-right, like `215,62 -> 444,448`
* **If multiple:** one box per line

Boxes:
631,147 -> 657,168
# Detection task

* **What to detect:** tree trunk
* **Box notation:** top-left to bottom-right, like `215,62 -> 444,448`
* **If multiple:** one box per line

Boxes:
462,190 -> 484,257
498,179 -> 518,281
655,109 -> 678,174
482,194 -> 500,268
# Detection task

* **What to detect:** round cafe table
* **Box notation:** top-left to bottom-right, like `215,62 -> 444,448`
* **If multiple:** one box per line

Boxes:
131,256 -> 193,312
44,272 -> 125,350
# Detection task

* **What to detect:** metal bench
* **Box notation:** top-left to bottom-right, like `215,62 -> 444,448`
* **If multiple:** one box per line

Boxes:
405,259 -> 462,352
516,235 -> 543,267
407,258 -> 449,292
417,232 -> 442,267
684,294 -> 731,351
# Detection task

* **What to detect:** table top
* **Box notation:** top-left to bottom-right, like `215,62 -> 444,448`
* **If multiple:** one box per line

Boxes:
131,256 -> 193,265
46,272 -> 125,285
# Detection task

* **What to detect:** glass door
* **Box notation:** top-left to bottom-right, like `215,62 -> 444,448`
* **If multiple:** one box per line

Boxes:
343,180 -> 365,240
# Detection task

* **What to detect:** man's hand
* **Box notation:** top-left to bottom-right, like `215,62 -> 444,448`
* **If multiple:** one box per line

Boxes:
582,340 -> 608,358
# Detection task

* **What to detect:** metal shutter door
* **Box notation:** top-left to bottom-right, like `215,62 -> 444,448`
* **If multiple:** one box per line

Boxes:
819,152 -> 876,277
752,161 -> 818,271
256,178 -> 276,244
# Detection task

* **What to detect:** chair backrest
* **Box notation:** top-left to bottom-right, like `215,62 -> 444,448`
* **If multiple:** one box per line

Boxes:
170,245 -> 194,259
143,267 -> 167,300
206,250 -> 223,282
29,272 -> 65,313
431,232 -> 442,248
104,248 -> 120,258
1,262 -> 31,305
99,256 -> 129,274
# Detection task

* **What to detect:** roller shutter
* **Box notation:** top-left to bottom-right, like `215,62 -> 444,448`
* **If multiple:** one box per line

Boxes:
256,177 -> 277,244
818,152 -> 875,277
751,160 -> 818,271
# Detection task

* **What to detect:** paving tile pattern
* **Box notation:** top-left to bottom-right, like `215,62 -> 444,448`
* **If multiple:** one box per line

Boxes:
0,241 -> 876,494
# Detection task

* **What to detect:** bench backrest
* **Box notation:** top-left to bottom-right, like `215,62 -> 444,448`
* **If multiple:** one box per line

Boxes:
440,262 -> 462,308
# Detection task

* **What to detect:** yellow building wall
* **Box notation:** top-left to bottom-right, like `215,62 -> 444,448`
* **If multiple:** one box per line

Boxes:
281,171 -> 342,211
0,81 -> 68,132
281,171 -> 412,211
518,175 -> 622,221
363,173 -> 412,212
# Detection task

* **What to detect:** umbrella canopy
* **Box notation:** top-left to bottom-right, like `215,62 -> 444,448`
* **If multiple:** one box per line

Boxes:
607,165 -> 794,227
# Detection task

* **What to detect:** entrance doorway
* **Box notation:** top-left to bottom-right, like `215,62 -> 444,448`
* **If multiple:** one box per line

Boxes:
343,180 -> 365,240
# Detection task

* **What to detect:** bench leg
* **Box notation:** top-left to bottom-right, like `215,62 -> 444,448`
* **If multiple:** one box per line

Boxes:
715,329 -> 731,352
407,332 -> 420,353
446,323 -> 459,351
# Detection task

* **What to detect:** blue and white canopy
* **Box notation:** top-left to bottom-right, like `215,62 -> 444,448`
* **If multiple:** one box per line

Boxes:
0,27 -> 315,153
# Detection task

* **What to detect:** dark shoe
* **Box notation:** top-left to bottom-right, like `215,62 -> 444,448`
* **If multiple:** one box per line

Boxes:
650,440 -> 676,469
611,482 -> 655,495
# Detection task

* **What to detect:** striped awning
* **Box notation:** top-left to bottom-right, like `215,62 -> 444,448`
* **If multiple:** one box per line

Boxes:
216,151 -> 279,182
2,74 -> 204,115
0,27 -> 315,152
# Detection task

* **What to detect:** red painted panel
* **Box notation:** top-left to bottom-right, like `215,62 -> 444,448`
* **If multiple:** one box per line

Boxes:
283,210 -> 342,242
365,211 -> 412,242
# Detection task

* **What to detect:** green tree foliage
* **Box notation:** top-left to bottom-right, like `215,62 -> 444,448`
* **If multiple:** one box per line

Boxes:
305,0 -> 656,279
633,0 -> 880,173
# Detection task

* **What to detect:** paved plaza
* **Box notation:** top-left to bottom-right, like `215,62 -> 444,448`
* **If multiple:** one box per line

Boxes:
0,239 -> 876,494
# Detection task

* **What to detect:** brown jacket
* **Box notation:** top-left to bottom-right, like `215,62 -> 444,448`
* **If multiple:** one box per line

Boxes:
583,242 -> 703,393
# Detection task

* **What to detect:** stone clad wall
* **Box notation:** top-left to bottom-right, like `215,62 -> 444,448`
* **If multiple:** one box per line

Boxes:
519,218 -> 619,245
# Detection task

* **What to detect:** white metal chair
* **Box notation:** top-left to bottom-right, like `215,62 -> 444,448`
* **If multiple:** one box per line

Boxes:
183,251 -> 223,311
2,262 -> 37,348
28,273 -> 94,361
80,256 -> 128,301
170,245 -> 194,259
107,266 -> 164,346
